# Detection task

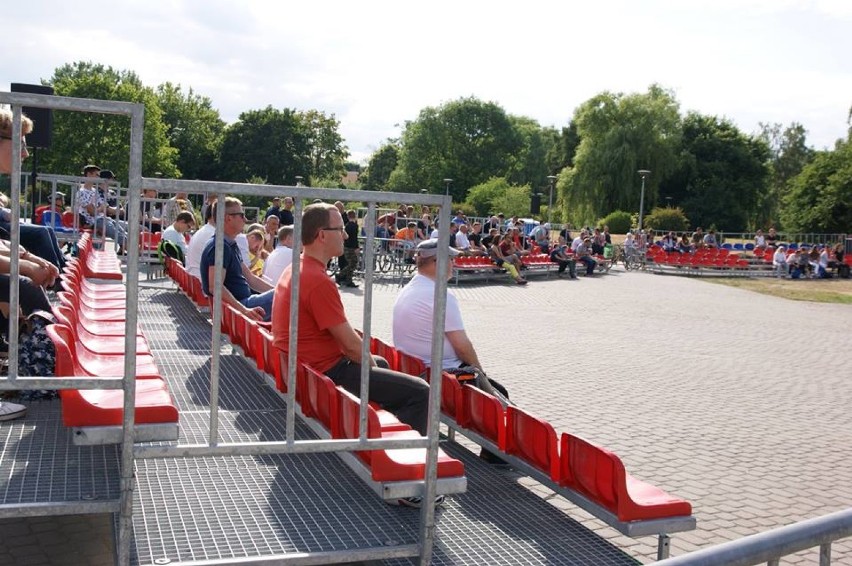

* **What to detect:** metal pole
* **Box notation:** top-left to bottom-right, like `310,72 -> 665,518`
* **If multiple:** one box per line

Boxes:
637,170 -> 651,232
547,175 -> 556,224
443,178 -> 453,198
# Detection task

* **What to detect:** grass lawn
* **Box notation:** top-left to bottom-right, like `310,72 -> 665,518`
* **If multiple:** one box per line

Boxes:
704,276 -> 852,304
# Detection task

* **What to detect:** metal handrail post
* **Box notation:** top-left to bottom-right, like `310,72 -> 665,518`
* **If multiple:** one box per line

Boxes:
208,190 -> 228,444
117,101 -> 145,566
285,198 -> 304,445
6,106 -> 24,382
358,202 -> 377,440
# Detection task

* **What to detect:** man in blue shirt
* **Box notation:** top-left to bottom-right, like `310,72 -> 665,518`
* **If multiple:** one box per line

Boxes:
200,197 -> 274,321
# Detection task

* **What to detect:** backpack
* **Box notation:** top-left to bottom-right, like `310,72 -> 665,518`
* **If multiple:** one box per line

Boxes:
157,239 -> 185,266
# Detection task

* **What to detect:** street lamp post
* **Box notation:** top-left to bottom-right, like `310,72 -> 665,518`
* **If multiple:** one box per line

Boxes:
546,175 -> 557,223
637,170 -> 651,232
443,178 -> 453,198
295,175 -> 304,187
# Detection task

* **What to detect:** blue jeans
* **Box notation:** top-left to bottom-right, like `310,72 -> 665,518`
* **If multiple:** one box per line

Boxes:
240,290 -> 274,322
94,217 -> 127,248
0,221 -> 67,270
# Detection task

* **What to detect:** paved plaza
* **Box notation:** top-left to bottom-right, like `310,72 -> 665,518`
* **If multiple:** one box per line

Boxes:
2,267 -> 851,565
340,268 -> 852,564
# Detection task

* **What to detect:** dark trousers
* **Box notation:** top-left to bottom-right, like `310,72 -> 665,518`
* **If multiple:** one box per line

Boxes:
0,274 -> 52,337
326,356 -> 430,435
0,221 -> 67,270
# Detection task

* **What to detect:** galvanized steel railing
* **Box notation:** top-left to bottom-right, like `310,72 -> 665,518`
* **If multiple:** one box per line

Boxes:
2,89 -> 453,566
656,508 -> 852,566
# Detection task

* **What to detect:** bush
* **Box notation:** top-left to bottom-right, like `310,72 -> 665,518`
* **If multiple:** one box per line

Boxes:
598,210 -> 632,234
643,207 -> 690,232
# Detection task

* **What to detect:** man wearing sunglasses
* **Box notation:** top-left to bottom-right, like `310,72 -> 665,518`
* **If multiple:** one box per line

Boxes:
200,197 -> 274,322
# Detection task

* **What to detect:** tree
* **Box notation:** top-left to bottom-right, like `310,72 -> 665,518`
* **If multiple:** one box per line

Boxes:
464,177 -> 513,216
40,61 -> 178,180
756,122 -> 814,228
545,122 -> 580,174
218,106 -> 310,185
361,143 -> 399,191
505,116 -> 554,191
780,138 -> 852,233
664,113 -> 769,230
387,97 -> 522,200
301,110 -> 349,181
156,82 -> 226,181
562,85 -> 682,225
490,184 -> 532,218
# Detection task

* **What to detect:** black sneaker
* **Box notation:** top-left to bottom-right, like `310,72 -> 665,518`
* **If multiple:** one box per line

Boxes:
479,449 -> 510,465
392,495 -> 446,508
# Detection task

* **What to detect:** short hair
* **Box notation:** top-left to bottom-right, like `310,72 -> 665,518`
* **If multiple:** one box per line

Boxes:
0,109 -> 34,138
175,211 -> 195,225
347,209 -> 357,219
407,221 -> 417,228
302,203 -> 336,245
266,214 -> 279,224
247,229 -> 265,243
277,225 -> 294,242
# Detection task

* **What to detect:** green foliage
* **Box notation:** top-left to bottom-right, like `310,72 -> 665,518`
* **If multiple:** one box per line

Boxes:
464,177 -> 512,216
780,138 -> 852,233
598,210 -> 632,234
505,116 -> 554,189
41,61 -> 178,180
156,82 -> 226,180
361,143 -> 399,191
643,207 -> 689,232
545,122 -> 580,173
756,122 -> 814,228
219,106 -> 310,185
563,84 -> 682,225
302,109 -> 349,181
451,202 -> 477,218
491,184 -> 532,218
665,112 -> 770,230
387,97 -> 522,199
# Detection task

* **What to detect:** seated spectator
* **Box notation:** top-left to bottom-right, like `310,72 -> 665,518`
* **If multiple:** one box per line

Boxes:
691,228 -> 704,248
466,222 -> 486,255
271,203 -> 439,508
246,228 -> 268,277
186,201 -> 216,280
264,197 -> 282,221
549,236 -> 577,279
262,226 -> 294,284
661,231 -> 679,252
452,210 -> 467,225
200,197 -> 274,321
161,211 -> 195,259
591,228 -> 605,255
559,225 -> 573,243
508,225 -> 530,255
395,221 -> 419,261
529,222 -> 551,254
140,188 -> 163,233
263,214 -> 280,253
678,233 -> 692,253
482,215 -> 501,235
454,223 -> 472,254
490,234 -> 527,285
816,245 -> 830,278
76,165 -> 127,254
765,227 -> 780,247
417,214 -> 432,239
772,245 -> 787,278
574,237 -> 597,276
161,191 -> 193,228
392,239 -> 510,464
703,229 -> 718,248
754,229 -> 766,250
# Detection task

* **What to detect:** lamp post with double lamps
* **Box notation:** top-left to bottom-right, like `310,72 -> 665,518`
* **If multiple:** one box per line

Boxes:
546,175 -> 557,224
637,169 -> 651,232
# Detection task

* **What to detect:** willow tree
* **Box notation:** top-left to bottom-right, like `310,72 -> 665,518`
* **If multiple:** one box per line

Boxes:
561,84 -> 681,225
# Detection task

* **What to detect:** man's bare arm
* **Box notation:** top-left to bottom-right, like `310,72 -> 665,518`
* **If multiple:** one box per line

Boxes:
446,329 -> 482,370
327,321 -> 374,366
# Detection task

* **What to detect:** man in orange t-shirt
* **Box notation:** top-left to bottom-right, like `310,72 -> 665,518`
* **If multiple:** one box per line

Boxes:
271,203 -> 430,434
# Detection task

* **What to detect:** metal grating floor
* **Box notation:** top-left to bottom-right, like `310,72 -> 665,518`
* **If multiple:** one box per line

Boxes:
2,283 -> 640,565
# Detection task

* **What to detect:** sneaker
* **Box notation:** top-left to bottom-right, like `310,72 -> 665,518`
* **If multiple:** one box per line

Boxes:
479,449 -> 510,465
0,401 -> 27,422
392,495 -> 446,509
515,279 -> 528,285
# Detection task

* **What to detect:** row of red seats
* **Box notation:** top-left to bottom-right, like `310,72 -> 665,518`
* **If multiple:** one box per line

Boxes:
164,257 -> 210,309
655,252 -> 750,270
371,338 -> 692,525
77,232 -> 123,280
163,261 -> 466,485
45,243 -> 178,438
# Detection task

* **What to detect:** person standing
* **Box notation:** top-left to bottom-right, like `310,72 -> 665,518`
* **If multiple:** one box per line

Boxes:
338,209 -> 359,288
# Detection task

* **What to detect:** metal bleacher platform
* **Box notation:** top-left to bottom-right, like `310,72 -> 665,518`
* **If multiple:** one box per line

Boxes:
1,281 -> 641,565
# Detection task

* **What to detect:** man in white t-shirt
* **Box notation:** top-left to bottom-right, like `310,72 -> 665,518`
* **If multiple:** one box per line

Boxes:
186,202 -> 216,280
262,226 -> 294,284
392,240 -> 510,463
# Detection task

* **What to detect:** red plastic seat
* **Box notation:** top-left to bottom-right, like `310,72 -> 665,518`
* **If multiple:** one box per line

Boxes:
439,372 -> 463,421
505,406 -> 560,481
337,387 -> 411,436
559,433 -> 692,522
53,303 -> 150,355
51,323 -> 161,379
457,385 -> 506,450
337,386 -> 464,482
397,351 -> 425,377
57,292 -> 127,322
46,325 -> 177,428
302,366 -> 341,436
370,337 -> 399,371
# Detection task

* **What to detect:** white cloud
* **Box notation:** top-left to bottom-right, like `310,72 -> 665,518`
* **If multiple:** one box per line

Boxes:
2,0 -> 850,162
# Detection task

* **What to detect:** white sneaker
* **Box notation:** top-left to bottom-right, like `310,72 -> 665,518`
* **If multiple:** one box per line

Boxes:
0,401 -> 27,422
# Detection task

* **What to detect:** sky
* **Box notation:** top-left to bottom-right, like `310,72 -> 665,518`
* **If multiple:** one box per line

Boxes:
3,0 -> 851,164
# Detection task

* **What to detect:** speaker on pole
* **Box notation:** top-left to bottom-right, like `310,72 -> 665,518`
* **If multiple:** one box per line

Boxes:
10,83 -> 54,149
530,193 -> 541,215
